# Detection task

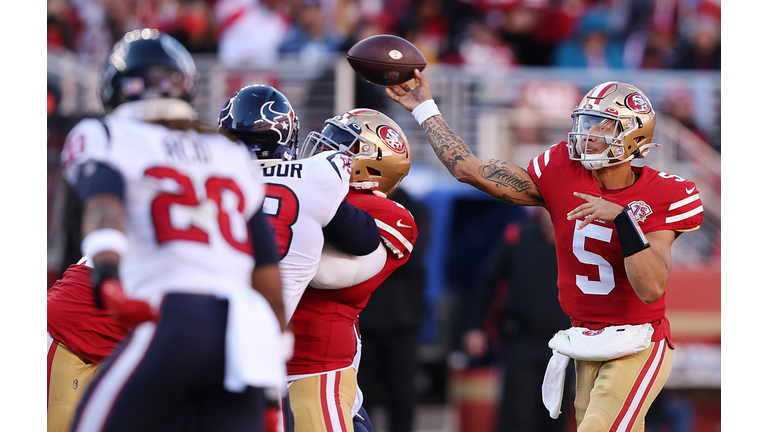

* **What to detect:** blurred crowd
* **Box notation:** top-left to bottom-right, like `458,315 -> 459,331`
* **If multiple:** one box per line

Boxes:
48,0 -> 720,71
47,0 -> 722,152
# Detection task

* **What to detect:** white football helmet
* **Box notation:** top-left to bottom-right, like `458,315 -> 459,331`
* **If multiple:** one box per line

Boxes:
568,82 -> 660,170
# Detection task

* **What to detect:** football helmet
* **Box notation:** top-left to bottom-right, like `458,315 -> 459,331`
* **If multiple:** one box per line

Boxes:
218,84 -> 300,161
100,28 -> 197,112
299,109 -> 410,196
568,82 -> 660,170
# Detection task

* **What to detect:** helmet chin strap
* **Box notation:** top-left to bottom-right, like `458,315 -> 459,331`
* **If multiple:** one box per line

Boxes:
350,181 -> 379,189
590,142 -> 662,169
580,144 -> 619,170
350,181 -> 386,197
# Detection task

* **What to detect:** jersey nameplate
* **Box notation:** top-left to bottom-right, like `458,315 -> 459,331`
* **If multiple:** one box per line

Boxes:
163,134 -> 212,163
263,163 -> 303,179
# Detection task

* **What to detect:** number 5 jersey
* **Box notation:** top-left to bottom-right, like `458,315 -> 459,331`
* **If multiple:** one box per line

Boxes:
527,141 -> 704,346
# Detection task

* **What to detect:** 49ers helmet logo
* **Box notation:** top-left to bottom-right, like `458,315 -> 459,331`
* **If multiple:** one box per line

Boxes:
582,329 -> 604,336
377,125 -> 406,153
625,92 -> 651,114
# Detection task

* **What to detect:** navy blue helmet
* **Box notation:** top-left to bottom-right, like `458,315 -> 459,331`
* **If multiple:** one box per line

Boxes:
218,85 -> 300,161
99,28 -> 197,112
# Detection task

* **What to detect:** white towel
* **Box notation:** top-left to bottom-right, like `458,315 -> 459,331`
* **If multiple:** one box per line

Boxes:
548,324 -> 653,361
542,350 -> 571,419
223,288 -> 286,393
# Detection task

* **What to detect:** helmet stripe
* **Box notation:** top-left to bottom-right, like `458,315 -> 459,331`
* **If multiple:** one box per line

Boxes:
587,82 -> 618,99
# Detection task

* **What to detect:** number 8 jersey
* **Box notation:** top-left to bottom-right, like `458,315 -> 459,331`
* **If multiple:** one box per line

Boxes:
259,151 -> 354,321
527,141 -> 704,345
61,115 -> 266,305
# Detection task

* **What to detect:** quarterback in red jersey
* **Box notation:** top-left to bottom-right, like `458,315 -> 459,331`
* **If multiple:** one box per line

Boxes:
287,109 -> 417,432
387,73 -> 703,432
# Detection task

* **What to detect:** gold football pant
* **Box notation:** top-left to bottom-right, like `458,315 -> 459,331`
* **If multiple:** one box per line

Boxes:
288,367 -> 358,432
574,340 -> 673,432
47,335 -> 100,432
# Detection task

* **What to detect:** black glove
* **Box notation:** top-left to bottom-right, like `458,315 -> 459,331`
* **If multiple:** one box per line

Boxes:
90,263 -> 120,309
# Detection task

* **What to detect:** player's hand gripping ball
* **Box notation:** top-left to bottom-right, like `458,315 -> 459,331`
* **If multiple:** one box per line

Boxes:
346,34 -> 427,86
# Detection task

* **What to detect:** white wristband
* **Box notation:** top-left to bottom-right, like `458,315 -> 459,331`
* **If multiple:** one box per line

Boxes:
81,228 -> 128,257
412,99 -> 441,125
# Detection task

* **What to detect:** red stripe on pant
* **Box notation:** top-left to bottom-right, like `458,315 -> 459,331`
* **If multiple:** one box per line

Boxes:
320,372 -> 349,432
610,341 -> 666,432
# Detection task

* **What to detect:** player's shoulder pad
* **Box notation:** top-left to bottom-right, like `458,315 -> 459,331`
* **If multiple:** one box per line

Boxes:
312,150 -> 352,182
528,141 -> 567,181
61,117 -> 112,185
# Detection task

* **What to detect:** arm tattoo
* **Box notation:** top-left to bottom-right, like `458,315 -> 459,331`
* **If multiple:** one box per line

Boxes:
423,116 -> 471,174
481,159 -> 541,205
479,160 -> 530,191
422,117 -> 542,206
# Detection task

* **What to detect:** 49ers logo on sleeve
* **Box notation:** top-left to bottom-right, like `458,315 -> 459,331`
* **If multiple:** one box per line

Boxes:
377,125 -> 406,153
625,92 -> 651,114
627,200 -> 653,222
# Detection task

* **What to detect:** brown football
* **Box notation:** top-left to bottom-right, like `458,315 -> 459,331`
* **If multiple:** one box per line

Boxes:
346,34 -> 427,86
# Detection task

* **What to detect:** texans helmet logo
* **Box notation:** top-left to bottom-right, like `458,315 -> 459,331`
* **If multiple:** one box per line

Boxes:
260,101 -> 295,145
377,126 -> 405,153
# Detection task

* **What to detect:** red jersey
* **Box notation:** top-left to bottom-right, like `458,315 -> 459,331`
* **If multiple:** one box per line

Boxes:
287,188 -> 418,376
527,141 -> 704,344
47,262 -> 129,363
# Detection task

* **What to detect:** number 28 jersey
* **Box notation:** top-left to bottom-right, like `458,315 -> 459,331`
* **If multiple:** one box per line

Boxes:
61,116 -> 266,305
527,141 -> 704,343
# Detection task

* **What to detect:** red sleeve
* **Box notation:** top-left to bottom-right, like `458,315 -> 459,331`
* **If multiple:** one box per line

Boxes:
633,172 -> 704,235
374,199 -> 417,259
659,179 -> 704,233
47,264 -> 129,363
346,190 -> 418,259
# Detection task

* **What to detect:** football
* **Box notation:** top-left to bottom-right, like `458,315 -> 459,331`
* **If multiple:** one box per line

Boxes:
346,34 -> 427,86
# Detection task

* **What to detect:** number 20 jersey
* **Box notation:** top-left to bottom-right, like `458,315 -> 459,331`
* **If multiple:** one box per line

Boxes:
527,141 -> 704,344
260,151 -> 353,321
61,116 -> 266,305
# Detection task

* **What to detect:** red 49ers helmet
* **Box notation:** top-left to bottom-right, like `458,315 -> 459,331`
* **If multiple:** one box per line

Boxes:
568,82 -> 660,170
299,109 -> 411,196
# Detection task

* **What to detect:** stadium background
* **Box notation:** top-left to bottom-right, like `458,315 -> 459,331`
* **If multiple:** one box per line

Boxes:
46,0 -> 721,431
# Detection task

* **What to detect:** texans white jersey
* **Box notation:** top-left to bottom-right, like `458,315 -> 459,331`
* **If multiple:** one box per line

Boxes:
260,151 -> 352,320
61,116 -> 266,306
